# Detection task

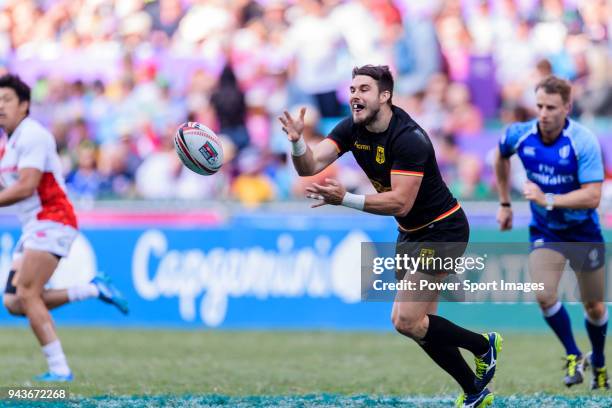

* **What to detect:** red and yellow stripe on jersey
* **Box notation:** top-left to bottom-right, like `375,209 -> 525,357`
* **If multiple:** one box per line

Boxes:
398,202 -> 461,233
390,169 -> 424,177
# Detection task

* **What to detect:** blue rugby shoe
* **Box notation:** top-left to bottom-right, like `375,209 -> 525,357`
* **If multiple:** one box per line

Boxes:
455,387 -> 494,408
91,273 -> 129,315
474,332 -> 503,391
33,371 -> 73,382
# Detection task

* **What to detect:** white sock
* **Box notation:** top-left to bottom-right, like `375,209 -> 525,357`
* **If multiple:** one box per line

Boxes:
543,301 -> 562,317
67,283 -> 99,302
586,308 -> 609,326
42,340 -> 71,376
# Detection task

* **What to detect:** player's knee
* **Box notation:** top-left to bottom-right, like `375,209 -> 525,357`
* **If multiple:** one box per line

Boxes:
536,292 -> 557,311
15,284 -> 39,305
584,301 -> 606,321
392,313 -> 422,338
3,295 -> 24,316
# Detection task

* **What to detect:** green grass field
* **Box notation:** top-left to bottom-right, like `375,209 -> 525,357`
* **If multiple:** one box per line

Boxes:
1,328 -> 612,407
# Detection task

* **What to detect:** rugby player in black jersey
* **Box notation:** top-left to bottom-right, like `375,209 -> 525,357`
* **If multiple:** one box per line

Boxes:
279,65 -> 501,408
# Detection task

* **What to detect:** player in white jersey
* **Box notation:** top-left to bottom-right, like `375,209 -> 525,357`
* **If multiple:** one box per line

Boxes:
0,74 -> 128,382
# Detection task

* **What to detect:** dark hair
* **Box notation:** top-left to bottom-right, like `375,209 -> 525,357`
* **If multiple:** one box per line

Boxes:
0,74 -> 31,115
535,59 -> 552,76
351,65 -> 394,105
218,64 -> 238,88
535,75 -> 572,104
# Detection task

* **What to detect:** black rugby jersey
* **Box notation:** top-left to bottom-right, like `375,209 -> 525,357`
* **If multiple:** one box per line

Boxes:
327,105 -> 459,231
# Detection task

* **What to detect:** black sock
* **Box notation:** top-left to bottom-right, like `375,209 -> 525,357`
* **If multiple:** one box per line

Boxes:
420,342 -> 478,394
423,314 -> 489,356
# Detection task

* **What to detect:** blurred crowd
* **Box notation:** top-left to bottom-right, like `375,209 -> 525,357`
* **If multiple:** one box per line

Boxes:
0,0 -> 611,205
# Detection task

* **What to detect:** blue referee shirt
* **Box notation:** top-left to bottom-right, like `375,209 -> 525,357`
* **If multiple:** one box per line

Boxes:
499,118 -> 604,233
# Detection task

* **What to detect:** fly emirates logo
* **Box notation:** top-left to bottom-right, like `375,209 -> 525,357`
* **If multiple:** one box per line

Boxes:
131,230 -> 367,327
529,172 -> 574,186
529,164 -> 574,186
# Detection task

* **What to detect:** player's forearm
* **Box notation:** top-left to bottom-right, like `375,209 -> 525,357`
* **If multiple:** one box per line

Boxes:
0,183 -> 35,206
551,188 -> 601,209
494,154 -> 512,203
363,191 -> 413,217
291,147 -> 317,176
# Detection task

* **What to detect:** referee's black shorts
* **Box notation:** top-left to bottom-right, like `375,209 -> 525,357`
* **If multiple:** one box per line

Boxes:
395,208 -> 470,280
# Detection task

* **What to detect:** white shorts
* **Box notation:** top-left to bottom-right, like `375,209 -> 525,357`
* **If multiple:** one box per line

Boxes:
13,221 -> 79,260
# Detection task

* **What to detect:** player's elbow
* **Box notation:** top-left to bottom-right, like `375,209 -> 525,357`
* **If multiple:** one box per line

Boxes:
393,207 -> 411,218
580,185 -> 602,209
392,201 -> 413,218
296,167 -> 315,177
588,191 -> 601,209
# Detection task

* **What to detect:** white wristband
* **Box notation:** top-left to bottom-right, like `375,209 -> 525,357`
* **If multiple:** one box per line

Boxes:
341,192 -> 365,211
291,137 -> 307,156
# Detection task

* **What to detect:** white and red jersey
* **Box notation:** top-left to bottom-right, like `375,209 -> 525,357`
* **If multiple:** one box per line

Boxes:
0,117 -> 78,230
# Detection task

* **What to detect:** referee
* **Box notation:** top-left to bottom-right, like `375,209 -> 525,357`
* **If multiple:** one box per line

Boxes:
495,75 -> 608,390
280,65 -> 501,408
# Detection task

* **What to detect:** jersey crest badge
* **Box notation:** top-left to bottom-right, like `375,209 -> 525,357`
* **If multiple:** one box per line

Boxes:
419,248 -> 436,268
376,146 -> 385,164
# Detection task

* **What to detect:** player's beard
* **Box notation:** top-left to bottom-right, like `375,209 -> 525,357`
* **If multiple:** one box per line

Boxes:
354,106 -> 380,127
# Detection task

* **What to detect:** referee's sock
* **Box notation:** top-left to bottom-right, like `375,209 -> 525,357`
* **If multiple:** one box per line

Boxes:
420,343 -> 478,394
585,308 -> 608,368
543,301 -> 581,356
422,314 -> 489,356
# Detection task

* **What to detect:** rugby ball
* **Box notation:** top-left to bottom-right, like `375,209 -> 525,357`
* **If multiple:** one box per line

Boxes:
174,122 -> 224,175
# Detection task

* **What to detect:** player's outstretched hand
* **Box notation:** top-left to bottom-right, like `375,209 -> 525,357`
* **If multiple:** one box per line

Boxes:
497,206 -> 513,231
278,107 -> 306,142
305,178 -> 346,208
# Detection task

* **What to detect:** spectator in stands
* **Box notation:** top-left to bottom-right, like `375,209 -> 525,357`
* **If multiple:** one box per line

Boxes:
145,0 -> 184,44
450,153 -> 490,200
329,0 -> 385,68
134,128 -> 182,199
98,137 -> 139,198
435,0 -> 472,83
575,47 -> 612,117
66,142 -> 105,200
436,133 -> 460,184
496,19 -> 538,107
284,0 -> 343,117
0,0 -> 609,203
231,147 -> 275,207
422,73 -> 450,138
443,82 -> 483,136
393,12 -> 441,96
210,64 -> 250,151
